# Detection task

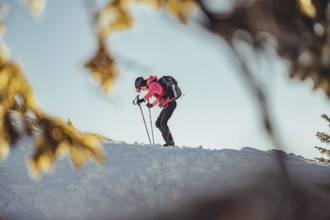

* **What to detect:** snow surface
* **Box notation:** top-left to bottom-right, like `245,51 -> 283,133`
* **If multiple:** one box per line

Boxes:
0,137 -> 330,220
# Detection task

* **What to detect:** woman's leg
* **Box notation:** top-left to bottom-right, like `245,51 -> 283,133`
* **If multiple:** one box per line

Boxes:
156,109 -> 168,142
160,101 -> 177,145
156,109 -> 164,133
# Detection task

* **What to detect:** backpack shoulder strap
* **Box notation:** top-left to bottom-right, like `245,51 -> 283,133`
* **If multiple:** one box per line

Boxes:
147,78 -> 158,87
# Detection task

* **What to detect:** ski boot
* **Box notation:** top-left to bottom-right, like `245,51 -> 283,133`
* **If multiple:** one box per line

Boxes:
163,140 -> 175,147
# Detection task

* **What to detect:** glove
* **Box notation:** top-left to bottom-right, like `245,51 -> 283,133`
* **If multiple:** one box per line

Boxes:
137,98 -> 145,104
146,103 -> 153,108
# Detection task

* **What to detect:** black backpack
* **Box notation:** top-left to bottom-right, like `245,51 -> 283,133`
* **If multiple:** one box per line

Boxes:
158,76 -> 182,100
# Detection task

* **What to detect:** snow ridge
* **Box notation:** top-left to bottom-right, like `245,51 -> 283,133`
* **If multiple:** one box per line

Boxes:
0,138 -> 329,220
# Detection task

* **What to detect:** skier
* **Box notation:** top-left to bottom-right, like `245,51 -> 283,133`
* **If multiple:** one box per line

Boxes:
135,76 -> 177,146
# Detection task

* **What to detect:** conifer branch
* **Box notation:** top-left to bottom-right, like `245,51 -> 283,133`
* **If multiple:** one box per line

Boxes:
314,114 -> 330,163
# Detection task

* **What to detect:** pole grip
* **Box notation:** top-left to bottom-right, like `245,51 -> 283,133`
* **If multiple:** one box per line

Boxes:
133,95 -> 140,105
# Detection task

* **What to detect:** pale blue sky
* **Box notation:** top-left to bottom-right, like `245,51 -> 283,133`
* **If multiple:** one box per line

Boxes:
4,0 -> 330,159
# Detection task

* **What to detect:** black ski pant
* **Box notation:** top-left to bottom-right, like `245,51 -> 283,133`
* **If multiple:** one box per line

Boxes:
156,101 -> 177,143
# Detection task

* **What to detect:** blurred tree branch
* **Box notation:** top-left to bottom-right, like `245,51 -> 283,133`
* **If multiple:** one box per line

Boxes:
198,0 -> 330,95
0,0 -> 105,180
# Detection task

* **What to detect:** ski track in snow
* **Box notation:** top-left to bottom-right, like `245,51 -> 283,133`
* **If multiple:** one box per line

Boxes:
0,138 -> 330,220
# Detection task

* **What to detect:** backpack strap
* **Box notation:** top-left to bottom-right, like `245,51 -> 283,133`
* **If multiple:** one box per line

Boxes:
153,79 -> 168,98
146,78 -> 157,88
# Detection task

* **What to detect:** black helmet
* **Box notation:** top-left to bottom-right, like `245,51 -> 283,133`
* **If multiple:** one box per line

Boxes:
135,77 -> 146,89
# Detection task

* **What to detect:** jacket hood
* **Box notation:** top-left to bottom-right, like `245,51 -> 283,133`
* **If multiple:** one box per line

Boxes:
146,76 -> 158,86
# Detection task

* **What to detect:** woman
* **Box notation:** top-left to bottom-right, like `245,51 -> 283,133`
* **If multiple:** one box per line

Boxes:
135,76 -> 177,146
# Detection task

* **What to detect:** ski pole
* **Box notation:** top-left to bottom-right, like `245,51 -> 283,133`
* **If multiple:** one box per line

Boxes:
133,95 -> 152,144
147,100 -> 155,144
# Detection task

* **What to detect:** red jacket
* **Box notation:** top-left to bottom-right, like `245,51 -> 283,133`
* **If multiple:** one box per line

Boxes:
143,76 -> 173,108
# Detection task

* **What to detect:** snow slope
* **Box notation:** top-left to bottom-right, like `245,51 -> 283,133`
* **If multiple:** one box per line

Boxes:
0,137 -> 330,220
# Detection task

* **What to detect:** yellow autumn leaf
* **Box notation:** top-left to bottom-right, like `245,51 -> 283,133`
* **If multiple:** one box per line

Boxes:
27,0 -> 46,17
137,0 -> 161,8
28,116 -> 104,179
96,0 -> 133,37
297,0 -> 316,18
165,0 -> 196,24
84,38 -> 118,94
0,140 -> 9,160
69,147 -> 86,168
0,22 -> 6,38
37,154 -> 53,172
